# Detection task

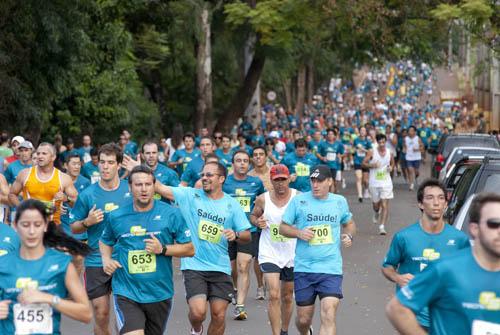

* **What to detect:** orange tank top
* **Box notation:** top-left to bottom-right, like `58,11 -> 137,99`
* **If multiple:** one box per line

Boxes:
22,167 -> 63,224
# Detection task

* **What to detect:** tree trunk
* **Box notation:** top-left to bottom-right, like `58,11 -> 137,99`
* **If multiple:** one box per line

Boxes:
150,69 -> 169,135
244,33 -> 261,128
195,3 -> 213,134
306,60 -> 314,108
282,78 -> 292,112
215,52 -> 266,132
296,63 -> 306,119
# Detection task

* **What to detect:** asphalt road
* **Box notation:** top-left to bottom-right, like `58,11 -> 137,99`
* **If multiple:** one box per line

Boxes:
62,162 -> 431,335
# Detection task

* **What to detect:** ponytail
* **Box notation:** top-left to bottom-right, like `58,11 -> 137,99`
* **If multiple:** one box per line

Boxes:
15,199 -> 92,256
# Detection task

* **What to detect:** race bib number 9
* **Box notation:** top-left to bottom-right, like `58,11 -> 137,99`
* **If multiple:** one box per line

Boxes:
236,197 -> 251,213
198,220 -> 223,243
309,224 -> 333,246
295,163 -> 310,177
472,320 -> 500,335
270,224 -> 289,243
14,303 -> 53,335
128,250 -> 156,274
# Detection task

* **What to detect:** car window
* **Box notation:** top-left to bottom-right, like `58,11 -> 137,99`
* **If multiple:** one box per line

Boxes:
443,138 -> 499,157
481,173 -> 500,193
453,165 -> 480,204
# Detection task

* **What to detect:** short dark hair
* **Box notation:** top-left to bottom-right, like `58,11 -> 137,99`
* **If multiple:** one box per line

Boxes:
183,132 -> 195,141
205,153 -> 219,162
128,165 -> 156,185
252,146 -> 266,155
469,192 -> 500,224
375,133 -> 386,142
409,125 -> 417,132
98,143 -> 123,164
204,161 -> 227,178
417,179 -> 446,203
232,150 -> 250,163
326,128 -> 337,135
295,138 -> 307,148
90,147 -> 99,157
65,152 -> 82,163
221,134 -> 231,141
141,140 -> 158,153
200,136 -> 214,145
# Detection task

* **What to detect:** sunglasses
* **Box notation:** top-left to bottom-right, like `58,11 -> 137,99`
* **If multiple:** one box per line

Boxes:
215,136 -> 222,139
486,218 -> 500,229
200,172 -> 220,178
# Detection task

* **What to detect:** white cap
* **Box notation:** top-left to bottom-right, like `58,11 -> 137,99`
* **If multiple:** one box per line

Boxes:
11,136 -> 25,145
269,131 -> 280,139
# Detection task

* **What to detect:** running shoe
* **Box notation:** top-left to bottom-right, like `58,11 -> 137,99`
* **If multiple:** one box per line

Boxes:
231,289 -> 237,305
372,210 -> 379,224
190,325 -> 203,335
256,286 -> 265,300
379,225 -> 387,235
409,183 -> 414,191
280,330 -> 288,335
233,305 -> 248,320
309,326 -> 314,334
358,197 -> 363,203
363,189 -> 370,199
342,179 -> 347,189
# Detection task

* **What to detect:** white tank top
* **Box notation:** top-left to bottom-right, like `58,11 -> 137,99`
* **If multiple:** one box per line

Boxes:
0,204 -> 6,223
259,189 -> 297,268
405,136 -> 421,161
369,148 -> 392,188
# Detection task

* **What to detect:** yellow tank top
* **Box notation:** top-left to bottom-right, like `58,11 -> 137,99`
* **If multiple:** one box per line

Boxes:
22,167 -> 63,224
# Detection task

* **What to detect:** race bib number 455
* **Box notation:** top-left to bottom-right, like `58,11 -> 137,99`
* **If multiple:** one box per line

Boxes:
309,224 -> 333,246
14,303 -> 53,335
198,220 -> 223,243
128,250 -> 156,274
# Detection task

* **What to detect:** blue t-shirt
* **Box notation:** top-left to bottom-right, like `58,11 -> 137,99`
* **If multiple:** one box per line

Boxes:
171,187 -> 251,275
0,248 -> 71,335
382,222 -> 470,327
124,141 -> 138,157
230,144 -> 253,156
397,248 -> 500,335
215,149 -> 233,174
101,201 -> 191,303
281,152 -> 319,192
61,175 -> 91,240
170,148 -> 201,175
81,162 -> 100,184
4,160 -> 32,184
282,192 -> 352,274
319,141 -> 344,170
222,175 -> 265,232
152,164 -> 180,203
181,156 -> 205,187
69,180 -> 131,267
308,140 -> 323,155
0,224 -> 20,257
353,137 -> 372,165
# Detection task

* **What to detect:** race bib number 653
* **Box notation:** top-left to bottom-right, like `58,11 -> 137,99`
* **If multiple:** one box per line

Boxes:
13,303 -> 53,335
128,250 -> 156,274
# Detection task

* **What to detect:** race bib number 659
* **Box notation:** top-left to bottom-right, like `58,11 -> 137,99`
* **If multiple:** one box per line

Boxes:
13,303 -> 53,335
198,220 -> 223,243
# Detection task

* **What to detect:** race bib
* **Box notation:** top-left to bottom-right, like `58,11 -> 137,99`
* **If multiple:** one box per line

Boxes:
13,303 -> 53,335
375,170 -> 387,181
420,131 -> 426,138
432,134 -> 437,140
357,149 -> 365,157
326,152 -> 336,161
270,224 -> 289,243
153,193 -> 161,200
472,320 -> 500,335
309,224 -> 333,246
236,196 -> 251,213
90,173 -> 100,184
198,220 -> 223,243
295,163 -> 310,177
128,250 -> 156,274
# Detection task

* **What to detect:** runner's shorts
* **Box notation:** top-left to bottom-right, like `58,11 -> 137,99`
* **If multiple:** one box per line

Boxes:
113,295 -> 172,335
369,186 -> 394,202
260,262 -> 294,282
228,231 -> 259,260
84,266 -> 112,300
182,270 -> 234,302
294,272 -> 343,306
406,159 -> 421,169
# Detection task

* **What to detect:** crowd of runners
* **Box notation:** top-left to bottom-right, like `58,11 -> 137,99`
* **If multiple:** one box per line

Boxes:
0,61 -> 498,335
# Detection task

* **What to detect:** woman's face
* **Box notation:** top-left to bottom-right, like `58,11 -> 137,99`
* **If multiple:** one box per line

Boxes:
15,209 -> 47,250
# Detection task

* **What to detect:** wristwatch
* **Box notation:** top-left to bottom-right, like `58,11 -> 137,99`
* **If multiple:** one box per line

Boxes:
235,232 -> 240,241
161,245 -> 168,255
51,295 -> 61,307
346,233 -> 353,241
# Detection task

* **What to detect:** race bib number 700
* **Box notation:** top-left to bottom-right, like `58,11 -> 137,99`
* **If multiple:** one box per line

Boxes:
472,320 -> 500,335
13,303 -> 53,335
309,224 -> 333,246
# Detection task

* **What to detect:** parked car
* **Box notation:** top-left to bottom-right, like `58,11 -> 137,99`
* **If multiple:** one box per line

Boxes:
438,146 -> 500,181
452,194 -> 475,241
444,156 -> 500,224
431,133 -> 499,178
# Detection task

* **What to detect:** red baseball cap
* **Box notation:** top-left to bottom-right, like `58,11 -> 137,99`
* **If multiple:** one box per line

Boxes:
270,164 -> 290,180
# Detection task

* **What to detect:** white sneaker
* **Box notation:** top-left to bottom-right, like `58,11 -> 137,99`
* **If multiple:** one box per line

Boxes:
409,183 -> 414,191
191,325 -> 203,335
372,211 -> 380,224
379,225 -> 387,235
363,189 -> 370,199
342,179 -> 347,189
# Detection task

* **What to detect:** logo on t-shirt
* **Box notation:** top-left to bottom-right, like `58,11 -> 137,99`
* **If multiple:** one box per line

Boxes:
479,292 -> 500,311
130,226 -> 147,236
422,248 -> 440,261
0,250 -> 8,257
16,278 -> 38,289
104,203 -> 119,212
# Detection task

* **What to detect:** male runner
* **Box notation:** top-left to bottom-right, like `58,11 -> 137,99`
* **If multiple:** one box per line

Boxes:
382,179 -> 469,331
82,148 -> 100,184
363,133 -> 395,235
100,165 -> 194,335
215,134 -> 233,174
352,127 -> 371,202
9,142 -> 78,225
280,165 -> 356,335
386,192 -> 500,334
223,150 -> 265,319
155,161 -> 252,335
4,140 -> 33,185
169,133 -> 201,176
140,141 -> 180,198
180,137 -> 215,187
248,146 -> 272,191
404,126 -> 424,191
317,129 -> 344,193
251,164 -> 298,335
70,143 -> 131,335
282,139 -> 318,193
